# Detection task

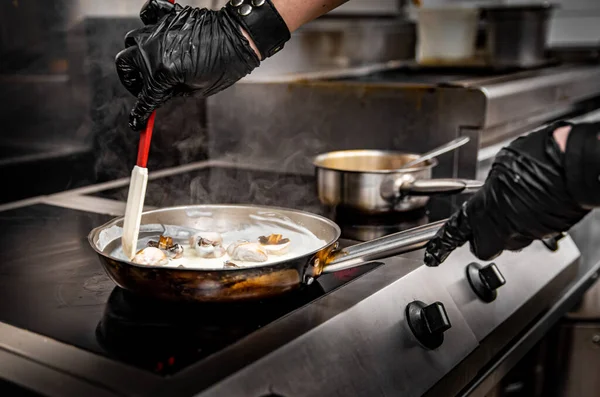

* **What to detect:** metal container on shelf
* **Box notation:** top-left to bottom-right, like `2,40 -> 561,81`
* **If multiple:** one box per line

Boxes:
482,3 -> 556,68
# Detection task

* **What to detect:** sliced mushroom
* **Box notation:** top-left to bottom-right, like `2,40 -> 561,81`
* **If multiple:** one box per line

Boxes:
227,241 -> 268,262
148,235 -> 184,259
258,234 -> 291,255
132,247 -> 169,266
191,232 -> 226,259
166,243 -> 184,259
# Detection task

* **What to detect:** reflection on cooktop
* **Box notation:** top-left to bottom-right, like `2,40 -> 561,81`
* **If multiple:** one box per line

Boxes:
96,286 -> 325,375
0,202 -> 380,376
0,204 -> 114,356
97,260 -> 381,376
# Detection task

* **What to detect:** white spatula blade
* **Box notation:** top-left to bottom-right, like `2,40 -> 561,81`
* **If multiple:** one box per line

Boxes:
122,165 -> 148,260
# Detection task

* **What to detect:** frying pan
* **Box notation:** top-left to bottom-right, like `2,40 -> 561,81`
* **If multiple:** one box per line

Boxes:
313,150 -> 482,213
89,204 -> 444,303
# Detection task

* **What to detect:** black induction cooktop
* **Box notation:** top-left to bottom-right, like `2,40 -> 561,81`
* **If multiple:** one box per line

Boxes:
0,203 -> 378,376
0,165 -> 464,378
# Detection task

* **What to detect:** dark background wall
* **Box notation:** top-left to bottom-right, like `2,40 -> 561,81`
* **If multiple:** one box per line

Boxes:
0,2 -> 208,203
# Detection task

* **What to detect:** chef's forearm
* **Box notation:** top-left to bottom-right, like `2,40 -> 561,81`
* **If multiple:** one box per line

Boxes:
242,0 -> 349,59
272,0 -> 349,32
552,125 -> 570,152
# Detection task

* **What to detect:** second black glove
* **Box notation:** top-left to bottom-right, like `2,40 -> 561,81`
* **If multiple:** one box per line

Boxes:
424,122 -> 595,266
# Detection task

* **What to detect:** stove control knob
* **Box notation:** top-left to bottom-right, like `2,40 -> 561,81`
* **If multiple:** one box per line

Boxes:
405,300 -> 451,350
466,262 -> 506,303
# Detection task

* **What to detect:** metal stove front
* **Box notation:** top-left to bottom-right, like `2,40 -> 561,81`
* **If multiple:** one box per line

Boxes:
404,237 -> 580,343
192,236 -> 580,397
196,261 -> 479,397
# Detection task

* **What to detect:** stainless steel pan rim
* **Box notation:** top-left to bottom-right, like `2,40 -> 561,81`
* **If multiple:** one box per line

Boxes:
88,203 -> 449,302
88,204 -> 342,272
312,149 -> 438,174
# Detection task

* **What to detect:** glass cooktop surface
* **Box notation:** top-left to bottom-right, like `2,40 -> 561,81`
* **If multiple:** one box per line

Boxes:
0,166 -> 465,376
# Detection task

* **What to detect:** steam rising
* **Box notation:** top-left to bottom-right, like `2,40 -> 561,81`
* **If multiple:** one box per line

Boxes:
85,16 -> 325,214
100,166 -> 324,215
86,18 -> 207,183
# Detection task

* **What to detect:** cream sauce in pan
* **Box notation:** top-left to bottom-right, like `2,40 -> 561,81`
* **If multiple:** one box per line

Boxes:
107,214 -> 328,270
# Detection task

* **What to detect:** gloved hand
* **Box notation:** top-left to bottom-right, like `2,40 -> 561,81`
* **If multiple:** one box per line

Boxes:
115,0 -> 260,131
424,121 -> 599,266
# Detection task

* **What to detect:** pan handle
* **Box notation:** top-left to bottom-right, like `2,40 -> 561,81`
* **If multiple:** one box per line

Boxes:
320,220 -> 446,274
400,179 -> 483,196
380,178 -> 483,201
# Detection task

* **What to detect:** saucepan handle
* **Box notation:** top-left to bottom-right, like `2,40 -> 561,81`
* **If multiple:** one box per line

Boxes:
400,178 -> 483,196
380,177 -> 483,201
310,180 -> 482,276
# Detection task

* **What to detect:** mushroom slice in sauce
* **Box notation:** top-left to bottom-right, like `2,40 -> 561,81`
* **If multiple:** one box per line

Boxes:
227,241 -> 268,263
258,234 -> 291,255
132,247 -> 169,266
190,232 -> 226,259
166,243 -> 184,259
148,235 -> 184,259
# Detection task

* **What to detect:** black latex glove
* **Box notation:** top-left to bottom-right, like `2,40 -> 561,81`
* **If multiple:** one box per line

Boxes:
424,122 -> 594,266
115,0 -> 260,131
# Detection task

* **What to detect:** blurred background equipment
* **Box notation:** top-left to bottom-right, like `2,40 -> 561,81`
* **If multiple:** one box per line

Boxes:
1,1 -> 600,397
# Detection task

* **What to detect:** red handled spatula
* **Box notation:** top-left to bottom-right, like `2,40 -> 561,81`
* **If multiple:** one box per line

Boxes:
122,111 -> 156,259
121,0 -> 175,259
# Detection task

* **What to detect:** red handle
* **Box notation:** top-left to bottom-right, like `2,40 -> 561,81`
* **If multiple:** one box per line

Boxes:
136,111 -> 155,168
135,0 -> 174,168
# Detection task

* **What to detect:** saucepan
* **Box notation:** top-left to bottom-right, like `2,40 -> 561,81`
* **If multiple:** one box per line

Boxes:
313,147 -> 482,213
89,204 -> 445,303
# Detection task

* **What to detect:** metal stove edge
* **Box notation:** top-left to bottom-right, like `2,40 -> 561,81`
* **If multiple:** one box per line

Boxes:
192,237 -> 582,397
191,258 -> 479,397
